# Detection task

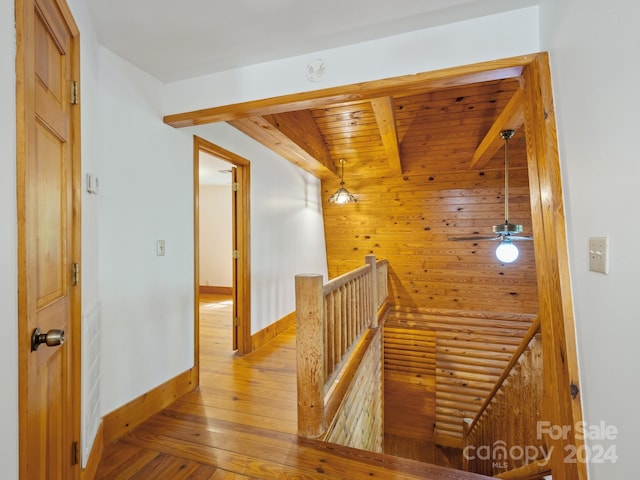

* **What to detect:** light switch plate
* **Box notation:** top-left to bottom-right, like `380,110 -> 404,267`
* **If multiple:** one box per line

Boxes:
589,237 -> 608,274
86,173 -> 99,194
156,240 -> 166,256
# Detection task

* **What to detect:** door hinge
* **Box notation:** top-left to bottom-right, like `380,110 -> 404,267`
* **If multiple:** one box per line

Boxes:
232,182 -> 239,192
71,441 -> 79,465
233,317 -> 239,326
72,263 -> 79,286
71,81 -> 79,105
232,250 -> 240,259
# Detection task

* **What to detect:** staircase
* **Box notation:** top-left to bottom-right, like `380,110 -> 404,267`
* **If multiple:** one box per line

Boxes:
384,307 -> 535,450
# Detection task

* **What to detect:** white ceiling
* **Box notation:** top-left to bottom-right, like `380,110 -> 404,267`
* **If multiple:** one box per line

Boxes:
84,0 -> 539,83
199,151 -> 233,186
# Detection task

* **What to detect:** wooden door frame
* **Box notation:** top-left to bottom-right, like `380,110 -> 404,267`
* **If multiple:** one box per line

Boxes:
522,54 -> 586,480
171,53 -> 585,478
15,0 -> 82,477
193,135 -> 251,375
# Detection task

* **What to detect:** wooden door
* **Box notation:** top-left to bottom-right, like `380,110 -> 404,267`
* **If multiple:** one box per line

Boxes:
16,0 -> 81,478
231,166 -> 239,350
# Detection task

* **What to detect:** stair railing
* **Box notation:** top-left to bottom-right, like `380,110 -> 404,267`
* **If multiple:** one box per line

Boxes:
463,317 -> 547,477
295,255 -> 389,447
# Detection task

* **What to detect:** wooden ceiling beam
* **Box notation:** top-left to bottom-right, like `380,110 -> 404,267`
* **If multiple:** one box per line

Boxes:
371,96 -> 402,175
229,110 -> 338,178
164,57 -> 530,127
469,88 -> 525,169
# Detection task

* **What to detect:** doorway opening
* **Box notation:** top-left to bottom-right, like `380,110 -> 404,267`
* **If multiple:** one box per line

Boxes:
193,136 -> 251,383
198,151 -> 235,352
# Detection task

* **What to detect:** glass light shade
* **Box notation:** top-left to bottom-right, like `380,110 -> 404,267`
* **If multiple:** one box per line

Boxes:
495,239 -> 519,263
328,186 -> 356,205
328,158 -> 356,205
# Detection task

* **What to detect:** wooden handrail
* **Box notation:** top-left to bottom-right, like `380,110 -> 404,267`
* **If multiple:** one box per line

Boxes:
463,317 -> 545,476
323,264 -> 371,293
466,316 -> 541,436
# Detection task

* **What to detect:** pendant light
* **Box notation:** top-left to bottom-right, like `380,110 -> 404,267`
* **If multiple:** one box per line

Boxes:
448,129 -> 532,258
494,129 -> 519,263
328,158 -> 357,205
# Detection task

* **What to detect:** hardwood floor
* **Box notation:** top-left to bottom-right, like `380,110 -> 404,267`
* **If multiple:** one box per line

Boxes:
94,295 -> 490,479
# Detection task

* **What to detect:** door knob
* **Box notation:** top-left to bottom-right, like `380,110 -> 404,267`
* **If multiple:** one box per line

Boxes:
31,328 -> 65,351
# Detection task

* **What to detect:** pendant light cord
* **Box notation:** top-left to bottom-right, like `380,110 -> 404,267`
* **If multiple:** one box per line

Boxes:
500,130 -> 515,224
504,135 -> 509,223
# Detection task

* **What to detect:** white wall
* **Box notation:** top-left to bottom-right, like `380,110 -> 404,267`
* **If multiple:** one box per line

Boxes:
97,46 -> 195,413
65,0 -> 103,465
199,185 -> 232,287
0,0 -> 18,476
540,1 -> 640,477
188,123 -> 329,333
164,7 -> 539,114
67,0 -> 100,312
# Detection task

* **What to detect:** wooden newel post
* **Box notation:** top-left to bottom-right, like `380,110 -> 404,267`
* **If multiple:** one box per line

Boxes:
365,255 -> 378,328
295,274 -> 325,437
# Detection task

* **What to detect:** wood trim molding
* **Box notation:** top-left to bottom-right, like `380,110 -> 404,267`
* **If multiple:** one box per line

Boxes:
164,57 -> 530,127
102,368 -> 197,444
251,311 -> 295,351
80,422 -> 104,480
193,140 -> 201,383
522,53 -> 587,480
199,285 -> 233,295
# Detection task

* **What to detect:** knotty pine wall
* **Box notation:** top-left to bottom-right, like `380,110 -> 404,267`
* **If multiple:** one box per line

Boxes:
324,326 -> 384,452
322,138 -> 538,315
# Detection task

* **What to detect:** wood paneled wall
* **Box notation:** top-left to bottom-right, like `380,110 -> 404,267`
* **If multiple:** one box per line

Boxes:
322,137 -> 538,315
384,326 -> 436,444
324,325 -> 384,452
